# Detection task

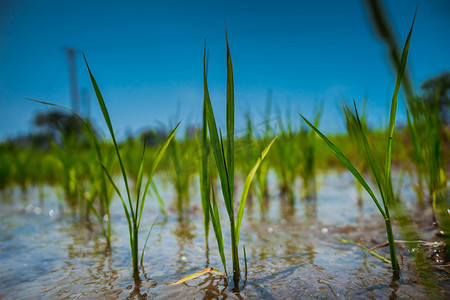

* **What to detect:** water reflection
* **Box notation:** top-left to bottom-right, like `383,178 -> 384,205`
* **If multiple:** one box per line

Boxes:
196,273 -> 228,299
279,195 -> 295,221
303,198 -> 317,221
173,217 -> 196,272
1,172 -> 446,299
126,275 -> 158,300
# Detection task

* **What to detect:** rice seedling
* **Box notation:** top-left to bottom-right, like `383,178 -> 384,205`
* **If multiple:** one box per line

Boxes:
82,55 -> 179,277
301,12 -> 415,279
150,181 -> 168,219
236,114 -> 257,200
367,0 -> 449,255
402,79 -> 450,255
199,87 -> 211,258
298,107 -> 322,200
26,98 -> 116,247
83,148 -> 114,249
272,110 -> 296,204
29,55 -> 179,277
254,97 -> 275,216
167,132 -> 196,215
10,148 -> 32,195
49,134 -> 81,211
0,143 -> 14,193
342,102 -> 369,205
202,34 -> 276,289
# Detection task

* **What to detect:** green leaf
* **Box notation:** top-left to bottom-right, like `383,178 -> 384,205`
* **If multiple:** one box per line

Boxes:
384,10 -> 415,202
225,29 -> 235,199
138,123 -> 179,228
83,54 -> 134,219
352,102 -> 387,214
135,139 -> 147,211
235,137 -> 276,243
151,181 -> 167,218
300,114 -> 386,218
203,44 -> 232,213
200,98 -> 211,245
140,215 -> 159,266
208,184 -> 227,274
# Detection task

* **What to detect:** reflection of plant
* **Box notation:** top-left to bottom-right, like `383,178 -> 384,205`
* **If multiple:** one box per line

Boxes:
302,13 -> 415,280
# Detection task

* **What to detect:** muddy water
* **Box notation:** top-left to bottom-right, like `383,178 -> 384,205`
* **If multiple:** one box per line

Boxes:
0,172 -> 448,299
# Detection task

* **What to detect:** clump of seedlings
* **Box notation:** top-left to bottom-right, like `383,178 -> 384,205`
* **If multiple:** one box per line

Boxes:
83,55 -> 179,278
202,34 -> 276,289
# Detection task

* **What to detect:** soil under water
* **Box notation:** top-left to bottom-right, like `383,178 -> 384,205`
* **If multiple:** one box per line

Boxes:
0,172 -> 448,299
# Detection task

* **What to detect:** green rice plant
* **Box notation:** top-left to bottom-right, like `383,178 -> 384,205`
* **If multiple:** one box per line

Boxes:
389,199 -> 442,297
343,102 -> 369,205
49,134 -> 81,211
10,148 -> 32,195
199,89 -> 211,257
168,133 -> 196,215
150,181 -> 168,219
27,99 -> 115,245
203,35 -> 276,289
122,137 -> 145,191
254,97 -> 274,215
84,147 -> 114,249
406,87 -> 449,226
366,0 -> 437,209
301,13 -> 415,280
298,107 -> 322,200
272,109 -> 296,204
254,139 -> 271,216
238,114 -> 257,194
406,93 -> 450,262
83,55 -> 179,277
367,0 -> 449,249
0,144 -> 13,192
31,56 -> 179,276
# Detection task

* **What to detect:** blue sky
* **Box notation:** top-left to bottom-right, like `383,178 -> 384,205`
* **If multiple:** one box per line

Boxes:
0,0 -> 449,141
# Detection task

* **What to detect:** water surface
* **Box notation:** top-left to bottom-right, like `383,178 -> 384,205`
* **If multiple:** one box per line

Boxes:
0,172 -> 448,299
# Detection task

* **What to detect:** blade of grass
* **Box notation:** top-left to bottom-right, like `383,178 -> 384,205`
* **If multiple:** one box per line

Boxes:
200,90 -> 211,251
235,137 -> 276,243
300,115 -> 386,218
138,123 -> 179,228
340,238 -> 392,264
168,267 -> 226,286
225,28 -> 235,200
208,183 -> 227,274
151,182 -> 167,219
135,138 -> 147,210
384,10 -> 416,204
83,54 -> 134,218
140,214 -> 159,266
203,43 -> 232,209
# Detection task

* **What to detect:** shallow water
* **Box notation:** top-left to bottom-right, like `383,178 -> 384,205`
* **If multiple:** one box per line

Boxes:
0,172 -> 448,299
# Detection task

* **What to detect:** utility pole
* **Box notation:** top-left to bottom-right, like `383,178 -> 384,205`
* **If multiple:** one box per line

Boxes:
64,47 -> 81,113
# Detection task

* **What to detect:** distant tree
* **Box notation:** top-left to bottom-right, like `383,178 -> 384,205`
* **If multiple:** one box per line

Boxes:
33,110 -> 94,147
34,110 -> 83,136
139,127 -> 168,147
421,72 -> 450,124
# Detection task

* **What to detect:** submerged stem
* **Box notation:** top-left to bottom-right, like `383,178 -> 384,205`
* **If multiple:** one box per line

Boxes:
385,215 -> 400,280
229,219 -> 240,289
